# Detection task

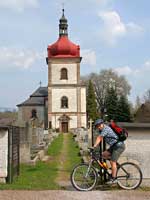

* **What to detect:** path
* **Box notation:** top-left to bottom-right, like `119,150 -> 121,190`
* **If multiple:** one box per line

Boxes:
55,133 -> 71,188
0,190 -> 150,200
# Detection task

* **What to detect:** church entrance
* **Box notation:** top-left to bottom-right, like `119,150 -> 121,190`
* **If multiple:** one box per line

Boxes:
61,122 -> 68,133
59,114 -> 70,133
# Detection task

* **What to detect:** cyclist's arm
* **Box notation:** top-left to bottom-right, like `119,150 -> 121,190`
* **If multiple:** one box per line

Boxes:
93,135 -> 103,148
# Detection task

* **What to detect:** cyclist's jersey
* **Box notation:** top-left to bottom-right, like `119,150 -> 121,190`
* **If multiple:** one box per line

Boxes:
99,125 -> 123,147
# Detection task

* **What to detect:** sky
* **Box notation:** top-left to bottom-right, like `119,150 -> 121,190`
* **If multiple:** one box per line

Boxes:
0,0 -> 150,108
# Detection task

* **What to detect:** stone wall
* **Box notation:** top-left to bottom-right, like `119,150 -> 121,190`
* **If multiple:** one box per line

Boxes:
120,127 -> 150,186
18,106 -> 45,125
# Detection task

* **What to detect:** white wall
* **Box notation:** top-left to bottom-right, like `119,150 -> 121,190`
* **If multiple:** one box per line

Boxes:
69,116 -> 78,128
51,115 -> 60,129
81,115 -> 87,128
51,115 -> 78,129
81,88 -> 86,113
51,63 -> 77,84
52,88 -> 77,112
0,130 -> 8,179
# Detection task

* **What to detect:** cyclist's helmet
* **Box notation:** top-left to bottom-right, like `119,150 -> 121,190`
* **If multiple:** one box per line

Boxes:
94,118 -> 104,127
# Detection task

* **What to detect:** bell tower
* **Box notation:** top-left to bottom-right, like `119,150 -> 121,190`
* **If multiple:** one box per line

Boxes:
46,10 -> 87,132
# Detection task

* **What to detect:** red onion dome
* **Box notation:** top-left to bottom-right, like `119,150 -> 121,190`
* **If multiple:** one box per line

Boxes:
47,36 -> 80,58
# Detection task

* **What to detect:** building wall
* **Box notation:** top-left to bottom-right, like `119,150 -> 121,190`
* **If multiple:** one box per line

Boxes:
52,88 -> 77,112
69,116 -> 78,128
81,115 -> 87,128
48,58 -> 87,130
51,63 -> 77,84
51,115 -> 78,129
81,88 -> 86,113
18,106 -> 45,124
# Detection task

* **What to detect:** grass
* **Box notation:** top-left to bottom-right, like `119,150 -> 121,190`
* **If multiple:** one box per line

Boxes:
64,134 -> 82,172
47,133 -> 63,156
0,133 -> 82,190
0,134 -> 64,190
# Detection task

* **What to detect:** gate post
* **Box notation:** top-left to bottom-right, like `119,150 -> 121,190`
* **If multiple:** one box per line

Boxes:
7,126 -> 20,183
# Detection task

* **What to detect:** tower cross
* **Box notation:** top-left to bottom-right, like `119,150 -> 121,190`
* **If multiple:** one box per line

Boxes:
39,81 -> 42,87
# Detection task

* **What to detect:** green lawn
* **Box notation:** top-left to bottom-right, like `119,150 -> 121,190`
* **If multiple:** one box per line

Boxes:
0,133 -> 81,190
64,134 -> 82,172
0,134 -> 64,190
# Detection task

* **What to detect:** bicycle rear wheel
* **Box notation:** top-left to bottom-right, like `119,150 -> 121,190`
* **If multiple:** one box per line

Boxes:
70,163 -> 98,191
117,162 -> 142,190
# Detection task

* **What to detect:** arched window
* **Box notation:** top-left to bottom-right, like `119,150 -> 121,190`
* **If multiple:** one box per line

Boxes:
31,109 -> 37,118
61,96 -> 68,108
60,68 -> 68,80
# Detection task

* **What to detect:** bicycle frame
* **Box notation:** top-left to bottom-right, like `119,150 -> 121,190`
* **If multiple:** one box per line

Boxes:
71,149 -> 143,190
89,150 -> 129,181
89,150 -> 111,179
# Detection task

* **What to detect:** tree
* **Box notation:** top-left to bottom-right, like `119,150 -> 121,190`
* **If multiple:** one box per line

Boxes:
83,69 -> 131,113
87,80 -> 99,121
105,87 -> 119,121
133,96 -> 142,117
143,89 -> 150,103
117,95 -> 131,122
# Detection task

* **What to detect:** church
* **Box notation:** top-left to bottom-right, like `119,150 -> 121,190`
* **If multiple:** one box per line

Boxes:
17,10 -> 87,132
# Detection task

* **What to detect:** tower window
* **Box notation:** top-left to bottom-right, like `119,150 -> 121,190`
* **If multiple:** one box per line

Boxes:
31,109 -> 37,118
61,96 -> 68,108
60,68 -> 68,80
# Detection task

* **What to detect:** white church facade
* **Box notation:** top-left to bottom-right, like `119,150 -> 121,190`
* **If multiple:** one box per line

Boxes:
17,9 -> 87,132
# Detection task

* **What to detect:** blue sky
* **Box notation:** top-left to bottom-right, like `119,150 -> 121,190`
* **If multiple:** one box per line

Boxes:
0,0 -> 150,108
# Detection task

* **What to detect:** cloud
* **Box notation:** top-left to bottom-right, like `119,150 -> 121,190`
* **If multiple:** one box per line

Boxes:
114,61 -> 150,76
143,61 -> 150,70
98,10 -> 143,45
0,0 -> 39,12
114,66 -> 133,76
0,47 -> 44,69
81,49 -> 97,66
126,22 -> 144,34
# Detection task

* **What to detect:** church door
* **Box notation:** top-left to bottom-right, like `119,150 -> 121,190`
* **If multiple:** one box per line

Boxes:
61,122 -> 68,133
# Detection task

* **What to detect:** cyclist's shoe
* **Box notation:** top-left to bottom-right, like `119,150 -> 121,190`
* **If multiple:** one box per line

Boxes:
106,177 -> 118,184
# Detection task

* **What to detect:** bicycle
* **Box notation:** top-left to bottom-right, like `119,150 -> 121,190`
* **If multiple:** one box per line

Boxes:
70,148 -> 143,191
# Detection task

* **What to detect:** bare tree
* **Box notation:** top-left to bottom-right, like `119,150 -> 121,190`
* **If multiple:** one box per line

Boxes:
82,69 -> 131,113
143,89 -> 150,103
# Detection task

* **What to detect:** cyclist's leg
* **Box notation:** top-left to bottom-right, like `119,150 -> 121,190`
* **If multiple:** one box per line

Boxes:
102,150 -> 111,159
110,160 -> 117,178
110,144 -> 125,178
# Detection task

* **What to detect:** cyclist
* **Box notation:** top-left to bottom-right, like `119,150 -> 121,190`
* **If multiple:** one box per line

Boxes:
93,118 -> 125,184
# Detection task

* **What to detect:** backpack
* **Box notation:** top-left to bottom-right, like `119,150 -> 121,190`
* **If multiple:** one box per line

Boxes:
109,121 -> 128,141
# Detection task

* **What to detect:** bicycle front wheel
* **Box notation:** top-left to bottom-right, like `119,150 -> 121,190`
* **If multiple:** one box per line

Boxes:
70,163 -> 98,191
117,162 -> 142,190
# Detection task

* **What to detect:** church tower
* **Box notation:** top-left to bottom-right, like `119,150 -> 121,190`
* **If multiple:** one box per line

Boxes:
46,9 -> 87,132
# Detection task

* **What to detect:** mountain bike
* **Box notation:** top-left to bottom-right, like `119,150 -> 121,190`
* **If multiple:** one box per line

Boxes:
70,148 -> 142,191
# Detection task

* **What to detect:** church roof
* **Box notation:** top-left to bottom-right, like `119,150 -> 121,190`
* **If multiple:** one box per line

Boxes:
47,9 -> 80,59
30,87 -> 48,97
47,36 -> 80,58
17,87 -> 48,107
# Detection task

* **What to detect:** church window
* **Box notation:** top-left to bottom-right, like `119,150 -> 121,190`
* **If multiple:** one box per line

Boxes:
60,68 -> 68,80
31,109 -> 37,118
61,96 -> 68,108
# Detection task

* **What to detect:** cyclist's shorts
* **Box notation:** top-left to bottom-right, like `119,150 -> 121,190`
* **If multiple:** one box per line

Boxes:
107,143 -> 125,161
